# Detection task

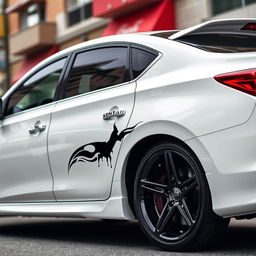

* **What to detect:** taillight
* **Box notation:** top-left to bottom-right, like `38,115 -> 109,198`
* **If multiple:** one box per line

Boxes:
214,69 -> 256,96
242,23 -> 256,30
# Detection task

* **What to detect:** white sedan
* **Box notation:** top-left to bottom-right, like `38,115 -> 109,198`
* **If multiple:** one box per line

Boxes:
1,19 -> 256,251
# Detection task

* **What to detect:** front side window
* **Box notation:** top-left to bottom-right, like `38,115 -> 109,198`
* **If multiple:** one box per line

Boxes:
65,47 -> 129,99
66,0 -> 92,27
212,0 -> 256,15
20,3 -> 45,30
6,58 -> 67,116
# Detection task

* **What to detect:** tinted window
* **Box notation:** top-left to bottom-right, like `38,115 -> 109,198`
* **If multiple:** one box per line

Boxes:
65,47 -> 129,99
7,58 -> 66,116
131,48 -> 157,79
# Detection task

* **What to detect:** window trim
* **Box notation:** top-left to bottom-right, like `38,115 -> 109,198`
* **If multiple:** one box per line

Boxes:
57,42 -> 160,104
3,43 -> 161,118
3,55 -> 71,119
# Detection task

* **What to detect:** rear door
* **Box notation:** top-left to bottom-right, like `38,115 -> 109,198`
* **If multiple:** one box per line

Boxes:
48,45 -> 137,201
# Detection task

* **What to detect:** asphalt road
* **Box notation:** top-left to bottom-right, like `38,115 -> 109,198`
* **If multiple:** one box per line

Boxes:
0,217 -> 255,256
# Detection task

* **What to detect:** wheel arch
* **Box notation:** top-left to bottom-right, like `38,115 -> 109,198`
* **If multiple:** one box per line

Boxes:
125,134 -> 183,215
112,120 -> 217,217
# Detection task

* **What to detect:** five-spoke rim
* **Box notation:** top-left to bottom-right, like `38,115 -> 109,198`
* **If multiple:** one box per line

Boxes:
138,148 -> 201,241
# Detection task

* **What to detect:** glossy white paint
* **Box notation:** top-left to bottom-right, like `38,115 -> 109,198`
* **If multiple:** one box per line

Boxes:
48,82 -> 136,201
1,19 -> 256,220
0,181 -> 134,219
0,104 -> 55,202
190,106 -> 256,218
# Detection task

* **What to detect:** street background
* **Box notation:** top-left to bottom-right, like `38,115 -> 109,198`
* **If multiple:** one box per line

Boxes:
0,217 -> 255,256
1,0 -> 256,92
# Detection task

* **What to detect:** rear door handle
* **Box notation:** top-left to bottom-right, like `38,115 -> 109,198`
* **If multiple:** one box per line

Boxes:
29,121 -> 47,136
103,107 -> 126,120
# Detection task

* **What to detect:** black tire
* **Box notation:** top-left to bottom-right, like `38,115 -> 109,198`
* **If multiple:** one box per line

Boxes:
133,141 -> 229,251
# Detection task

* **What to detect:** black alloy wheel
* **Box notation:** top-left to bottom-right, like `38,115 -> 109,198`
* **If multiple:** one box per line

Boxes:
134,141 -> 229,251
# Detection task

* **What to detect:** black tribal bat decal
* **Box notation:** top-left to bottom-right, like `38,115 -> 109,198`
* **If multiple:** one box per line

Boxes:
68,122 -> 141,173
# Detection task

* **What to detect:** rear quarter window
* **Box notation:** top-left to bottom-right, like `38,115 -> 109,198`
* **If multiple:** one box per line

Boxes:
131,48 -> 157,79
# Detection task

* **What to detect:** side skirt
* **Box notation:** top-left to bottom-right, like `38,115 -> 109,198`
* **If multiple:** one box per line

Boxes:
0,196 -> 135,220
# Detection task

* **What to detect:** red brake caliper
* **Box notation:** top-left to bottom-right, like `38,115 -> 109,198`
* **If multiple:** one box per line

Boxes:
155,174 -> 167,214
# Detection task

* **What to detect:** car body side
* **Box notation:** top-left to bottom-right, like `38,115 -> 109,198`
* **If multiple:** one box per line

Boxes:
0,34 -> 256,219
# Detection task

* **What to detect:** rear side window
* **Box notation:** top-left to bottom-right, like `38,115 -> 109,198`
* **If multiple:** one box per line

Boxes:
64,47 -> 129,99
131,48 -> 157,79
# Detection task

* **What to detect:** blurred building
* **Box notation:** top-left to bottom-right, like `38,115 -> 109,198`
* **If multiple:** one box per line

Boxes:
7,0 -> 108,85
0,0 -> 6,95
6,0 -> 256,86
176,0 -> 256,29
93,0 -> 175,36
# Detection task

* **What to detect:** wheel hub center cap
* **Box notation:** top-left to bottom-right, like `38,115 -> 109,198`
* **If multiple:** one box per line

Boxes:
171,187 -> 182,202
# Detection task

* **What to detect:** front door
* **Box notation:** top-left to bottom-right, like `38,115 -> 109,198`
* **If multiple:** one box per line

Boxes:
48,46 -> 136,201
0,58 -> 67,202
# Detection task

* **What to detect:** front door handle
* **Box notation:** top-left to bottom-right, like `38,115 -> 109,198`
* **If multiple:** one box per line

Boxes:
103,106 -> 126,120
29,121 -> 47,136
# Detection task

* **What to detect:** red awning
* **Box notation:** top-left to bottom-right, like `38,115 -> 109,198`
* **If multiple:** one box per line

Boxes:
93,0 -> 162,18
6,0 -> 45,14
11,46 -> 59,85
103,0 -> 175,36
